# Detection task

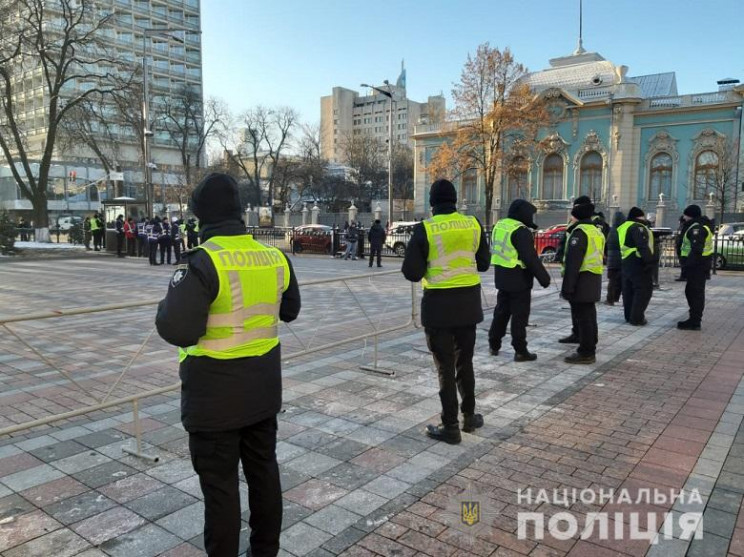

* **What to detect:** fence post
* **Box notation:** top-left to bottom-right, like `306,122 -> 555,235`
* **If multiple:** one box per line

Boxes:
301,203 -> 308,225
311,203 -> 320,225
284,203 -> 291,228
121,399 -> 160,462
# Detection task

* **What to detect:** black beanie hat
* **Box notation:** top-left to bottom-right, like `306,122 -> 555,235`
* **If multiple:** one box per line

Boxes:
683,204 -> 702,218
190,173 -> 243,225
571,202 -> 595,220
429,179 -> 457,206
573,195 -> 592,206
627,206 -> 645,220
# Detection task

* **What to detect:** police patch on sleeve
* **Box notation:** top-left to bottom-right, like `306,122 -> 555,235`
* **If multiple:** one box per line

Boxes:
170,265 -> 188,287
570,236 -> 579,246
692,229 -> 700,235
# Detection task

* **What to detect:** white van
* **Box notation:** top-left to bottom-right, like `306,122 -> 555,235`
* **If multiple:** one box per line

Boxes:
57,216 -> 83,230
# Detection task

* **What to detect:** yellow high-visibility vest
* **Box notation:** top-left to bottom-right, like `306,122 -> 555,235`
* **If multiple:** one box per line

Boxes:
421,213 -> 481,289
617,221 -> 654,259
681,223 -> 713,257
179,235 -> 290,362
566,224 -> 605,274
490,218 -> 526,269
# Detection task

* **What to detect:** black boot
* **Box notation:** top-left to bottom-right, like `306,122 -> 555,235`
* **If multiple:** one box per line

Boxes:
489,345 -> 500,356
677,320 -> 701,331
514,351 -> 537,362
564,352 -> 596,365
558,334 -> 579,344
462,414 -> 484,433
425,424 -> 461,444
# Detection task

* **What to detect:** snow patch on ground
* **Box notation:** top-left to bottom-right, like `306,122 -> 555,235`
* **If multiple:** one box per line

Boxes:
14,241 -> 85,250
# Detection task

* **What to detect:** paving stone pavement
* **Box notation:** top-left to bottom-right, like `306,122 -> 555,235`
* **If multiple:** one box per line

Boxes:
1,255 -> 744,556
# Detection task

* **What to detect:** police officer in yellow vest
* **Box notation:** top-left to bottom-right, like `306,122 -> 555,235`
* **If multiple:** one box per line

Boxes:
402,179 -> 490,444
156,173 -> 301,557
677,204 -> 713,330
561,200 -> 605,364
488,199 -> 551,361
617,206 -> 655,326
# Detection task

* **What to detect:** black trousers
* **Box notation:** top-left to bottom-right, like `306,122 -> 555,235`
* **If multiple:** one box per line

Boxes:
93,230 -> 103,250
622,269 -> 653,324
189,417 -> 281,557
685,265 -> 707,325
368,245 -> 382,267
116,233 -> 124,255
425,325 -> 476,426
138,236 -> 147,257
148,240 -> 159,265
606,268 -> 622,303
159,237 -> 172,264
488,289 -> 531,353
126,237 -> 136,256
570,301 -> 598,355
172,239 -> 181,264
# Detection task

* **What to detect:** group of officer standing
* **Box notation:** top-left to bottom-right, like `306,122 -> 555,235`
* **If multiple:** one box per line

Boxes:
152,172 -> 714,556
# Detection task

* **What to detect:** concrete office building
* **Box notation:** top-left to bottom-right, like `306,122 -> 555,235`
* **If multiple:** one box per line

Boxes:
0,0 -> 203,219
320,61 -> 445,163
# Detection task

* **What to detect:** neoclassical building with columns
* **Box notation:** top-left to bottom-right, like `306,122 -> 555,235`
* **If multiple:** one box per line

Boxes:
412,48 -> 744,227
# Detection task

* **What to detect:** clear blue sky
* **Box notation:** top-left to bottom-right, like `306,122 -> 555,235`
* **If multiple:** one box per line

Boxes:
201,0 -> 742,127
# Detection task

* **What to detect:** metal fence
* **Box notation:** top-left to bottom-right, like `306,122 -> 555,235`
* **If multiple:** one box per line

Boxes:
0,270 -> 419,462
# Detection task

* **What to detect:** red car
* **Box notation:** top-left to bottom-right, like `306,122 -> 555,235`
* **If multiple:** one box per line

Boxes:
534,224 -> 567,256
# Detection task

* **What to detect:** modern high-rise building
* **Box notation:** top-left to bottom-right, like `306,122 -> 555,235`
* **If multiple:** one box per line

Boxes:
0,0 -> 203,219
320,62 -> 445,163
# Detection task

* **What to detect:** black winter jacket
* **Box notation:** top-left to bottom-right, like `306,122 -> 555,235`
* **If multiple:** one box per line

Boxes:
493,200 -> 550,292
561,219 -> 602,303
402,204 -> 490,328
155,220 -> 301,432
367,223 -> 386,248
605,211 -> 625,271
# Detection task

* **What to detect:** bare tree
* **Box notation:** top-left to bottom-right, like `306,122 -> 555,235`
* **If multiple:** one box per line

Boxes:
221,106 -> 297,221
0,0 -> 130,239
161,86 -> 227,193
428,44 -> 548,226
701,138 -> 740,225
340,131 -> 386,202
392,144 -> 414,201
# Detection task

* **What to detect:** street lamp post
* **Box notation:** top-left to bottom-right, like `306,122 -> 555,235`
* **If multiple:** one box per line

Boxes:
361,81 -> 394,226
141,27 -> 189,217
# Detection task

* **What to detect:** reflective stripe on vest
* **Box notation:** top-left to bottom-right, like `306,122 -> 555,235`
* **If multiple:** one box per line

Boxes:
567,223 -> 605,274
681,223 -> 713,257
179,235 -> 290,361
490,218 -> 526,269
617,221 -> 654,259
422,213 -> 481,289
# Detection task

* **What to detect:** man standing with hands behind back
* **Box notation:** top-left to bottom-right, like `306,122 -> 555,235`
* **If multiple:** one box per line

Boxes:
402,179 -> 490,444
156,173 -> 301,557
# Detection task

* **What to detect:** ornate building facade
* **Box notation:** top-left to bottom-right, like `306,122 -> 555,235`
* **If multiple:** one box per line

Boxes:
412,49 -> 744,227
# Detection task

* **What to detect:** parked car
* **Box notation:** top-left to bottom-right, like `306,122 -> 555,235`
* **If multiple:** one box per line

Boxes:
716,222 -> 744,238
534,223 -> 567,256
714,230 -> 744,270
56,216 -> 83,231
386,222 -> 418,257
289,225 -> 333,254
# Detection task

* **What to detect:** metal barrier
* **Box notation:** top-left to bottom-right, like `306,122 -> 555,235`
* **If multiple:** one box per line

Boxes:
0,270 -> 418,461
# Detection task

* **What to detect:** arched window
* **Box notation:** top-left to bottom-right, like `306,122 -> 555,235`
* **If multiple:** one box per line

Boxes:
507,156 -> 528,201
461,169 -> 477,204
579,151 -> 602,200
648,153 -> 672,201
694,150 -> 719,199
542,154 -> 563,199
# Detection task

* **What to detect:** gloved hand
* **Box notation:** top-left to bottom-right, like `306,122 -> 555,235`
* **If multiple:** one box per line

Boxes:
540,277 -> 551,289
